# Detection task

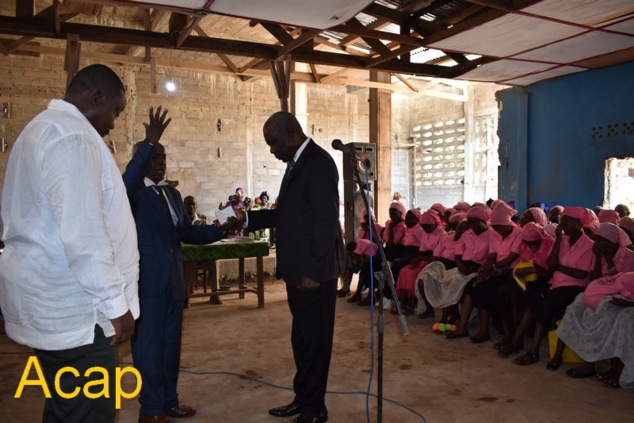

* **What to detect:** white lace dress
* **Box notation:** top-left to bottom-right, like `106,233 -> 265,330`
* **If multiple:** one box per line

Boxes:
557,294 -> 634,388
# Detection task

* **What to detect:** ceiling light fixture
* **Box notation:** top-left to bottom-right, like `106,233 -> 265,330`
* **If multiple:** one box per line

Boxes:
165,48 -> 177,92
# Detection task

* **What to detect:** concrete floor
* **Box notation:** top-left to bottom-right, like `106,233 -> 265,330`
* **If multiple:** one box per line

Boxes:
1,277 -> 632,423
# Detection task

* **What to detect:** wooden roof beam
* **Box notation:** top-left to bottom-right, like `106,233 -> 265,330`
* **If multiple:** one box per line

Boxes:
347,18 -> 392,58
0,17 -> 449,76
329,23 -> 423,46
276,29 -> 320,58
16,0 -> 34,18
260,22 -> 294,45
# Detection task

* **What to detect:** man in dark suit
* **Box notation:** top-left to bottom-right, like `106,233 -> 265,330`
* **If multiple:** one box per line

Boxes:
123,107 -> 227,423
237,111 -> 344,423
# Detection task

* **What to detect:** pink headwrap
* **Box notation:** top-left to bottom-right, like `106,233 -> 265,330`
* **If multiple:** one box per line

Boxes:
354,239 -> 378,257
420,209 -> 441,225
449,211 -> 467,224
528,207 -> 548,226
587,209 -> 600,233
454,201 -> 471,212
467,205 -> 490,223
430,203 -> 446,215
408,208 -> 421,221
599,209 -> 621,225
596,222 -> 632,247
389,201 -> 406,217
490,199 -> 505,210
361,208 -> 376,223
561,206 -> 596,228
522,222 -> 546,242
490,202 -> 517,226
620,216 -> 634,234
543,224 -> 557,239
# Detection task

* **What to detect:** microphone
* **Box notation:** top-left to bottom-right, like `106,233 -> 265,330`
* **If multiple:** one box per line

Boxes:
331,139 -> 371,170
331,139 -> 356,155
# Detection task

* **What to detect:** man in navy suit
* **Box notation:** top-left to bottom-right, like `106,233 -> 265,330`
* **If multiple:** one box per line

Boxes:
238,111 -> 344,423
123,107 -> 227,423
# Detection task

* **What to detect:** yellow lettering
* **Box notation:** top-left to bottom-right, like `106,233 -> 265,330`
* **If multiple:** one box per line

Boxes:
55,366 -> 80,399
83,367 -> 109,399
115,366 -> 142,409
15,356 -> 51,398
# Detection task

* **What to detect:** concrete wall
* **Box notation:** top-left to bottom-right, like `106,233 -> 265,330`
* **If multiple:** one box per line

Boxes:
497,61 -> 634,212
0,55 -> 374,220
0,54 -> 502,221
392,82 -> 503,211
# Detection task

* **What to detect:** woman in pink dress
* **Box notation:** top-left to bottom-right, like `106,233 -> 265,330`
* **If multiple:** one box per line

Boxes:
394,209 -> 447,314
496,223 -> 554,352
589,222 -> 634,280
509,207 -> 596,366
448,202 -> 522,342
555,272 -> 634,388
424,206 -> 497,328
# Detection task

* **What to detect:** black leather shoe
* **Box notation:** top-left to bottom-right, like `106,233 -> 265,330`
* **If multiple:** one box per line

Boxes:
292,409 -> 328,423
164,404 -> 196,418
138,409 -> 174,423
268,401 -> 302,417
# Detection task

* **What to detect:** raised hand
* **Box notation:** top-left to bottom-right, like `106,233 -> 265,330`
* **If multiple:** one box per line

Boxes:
144,106 -> 172,145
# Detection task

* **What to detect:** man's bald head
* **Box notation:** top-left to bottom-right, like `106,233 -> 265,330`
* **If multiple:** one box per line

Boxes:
263,111 -> 307,163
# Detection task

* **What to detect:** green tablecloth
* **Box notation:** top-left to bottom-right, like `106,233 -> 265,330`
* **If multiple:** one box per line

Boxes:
181,241 -> 269,261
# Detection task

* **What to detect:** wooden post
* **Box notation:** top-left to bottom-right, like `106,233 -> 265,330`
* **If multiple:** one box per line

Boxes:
369,71 -> 392,224
64,33 -> 81,89
269,55 -> 291,111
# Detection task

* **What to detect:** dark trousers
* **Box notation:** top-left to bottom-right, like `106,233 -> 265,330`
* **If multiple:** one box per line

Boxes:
33,325 -> 117,423
469,272 -> 513,311
286,279 -> 337,414
529,285 -> 584,328
132,291 -> 184,415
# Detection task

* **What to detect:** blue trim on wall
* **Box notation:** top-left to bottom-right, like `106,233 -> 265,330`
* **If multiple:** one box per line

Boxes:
498,61 -> 634,210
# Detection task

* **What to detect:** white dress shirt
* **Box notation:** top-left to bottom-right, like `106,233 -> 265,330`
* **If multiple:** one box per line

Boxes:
0,99 -> 140,350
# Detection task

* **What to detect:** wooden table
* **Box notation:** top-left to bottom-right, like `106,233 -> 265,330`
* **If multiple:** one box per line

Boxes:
182,240 -> 270,308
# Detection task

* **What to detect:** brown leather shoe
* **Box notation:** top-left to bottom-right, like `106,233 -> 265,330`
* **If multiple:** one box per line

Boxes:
138,409 -> 175,423
164,404 -> 196,418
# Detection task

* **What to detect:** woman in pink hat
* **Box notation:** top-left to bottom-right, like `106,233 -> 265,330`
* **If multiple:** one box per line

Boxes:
496,223 -> 554,353
448,202 -> 522,341
518,207 -> 548,227
393,209 -> 448,315
414,215 -> 470,322
422,206 -> 497,328
509,207 -> 596,366
589,223 -> 634,281
553,272 -> 634,388
382,201 -> 407,261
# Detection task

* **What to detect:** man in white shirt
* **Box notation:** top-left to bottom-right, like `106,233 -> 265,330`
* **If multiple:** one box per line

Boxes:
0,64 -> 145,423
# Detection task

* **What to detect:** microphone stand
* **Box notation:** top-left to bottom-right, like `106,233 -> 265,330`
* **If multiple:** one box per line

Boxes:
345,150 -> 409,423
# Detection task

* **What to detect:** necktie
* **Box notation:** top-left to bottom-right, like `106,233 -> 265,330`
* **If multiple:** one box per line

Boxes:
286,159 -> 296,175
157,186 -> 171,215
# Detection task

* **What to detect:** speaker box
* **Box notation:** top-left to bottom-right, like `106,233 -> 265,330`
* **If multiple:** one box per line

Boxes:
342,143 -> 377,181
341,143 -> 377,243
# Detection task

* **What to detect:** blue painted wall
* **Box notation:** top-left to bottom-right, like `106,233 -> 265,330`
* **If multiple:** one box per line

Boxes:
498,61 -> 634,213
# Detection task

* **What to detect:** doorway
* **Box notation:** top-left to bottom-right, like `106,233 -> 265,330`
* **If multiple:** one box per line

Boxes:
604,157 -> 634,211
